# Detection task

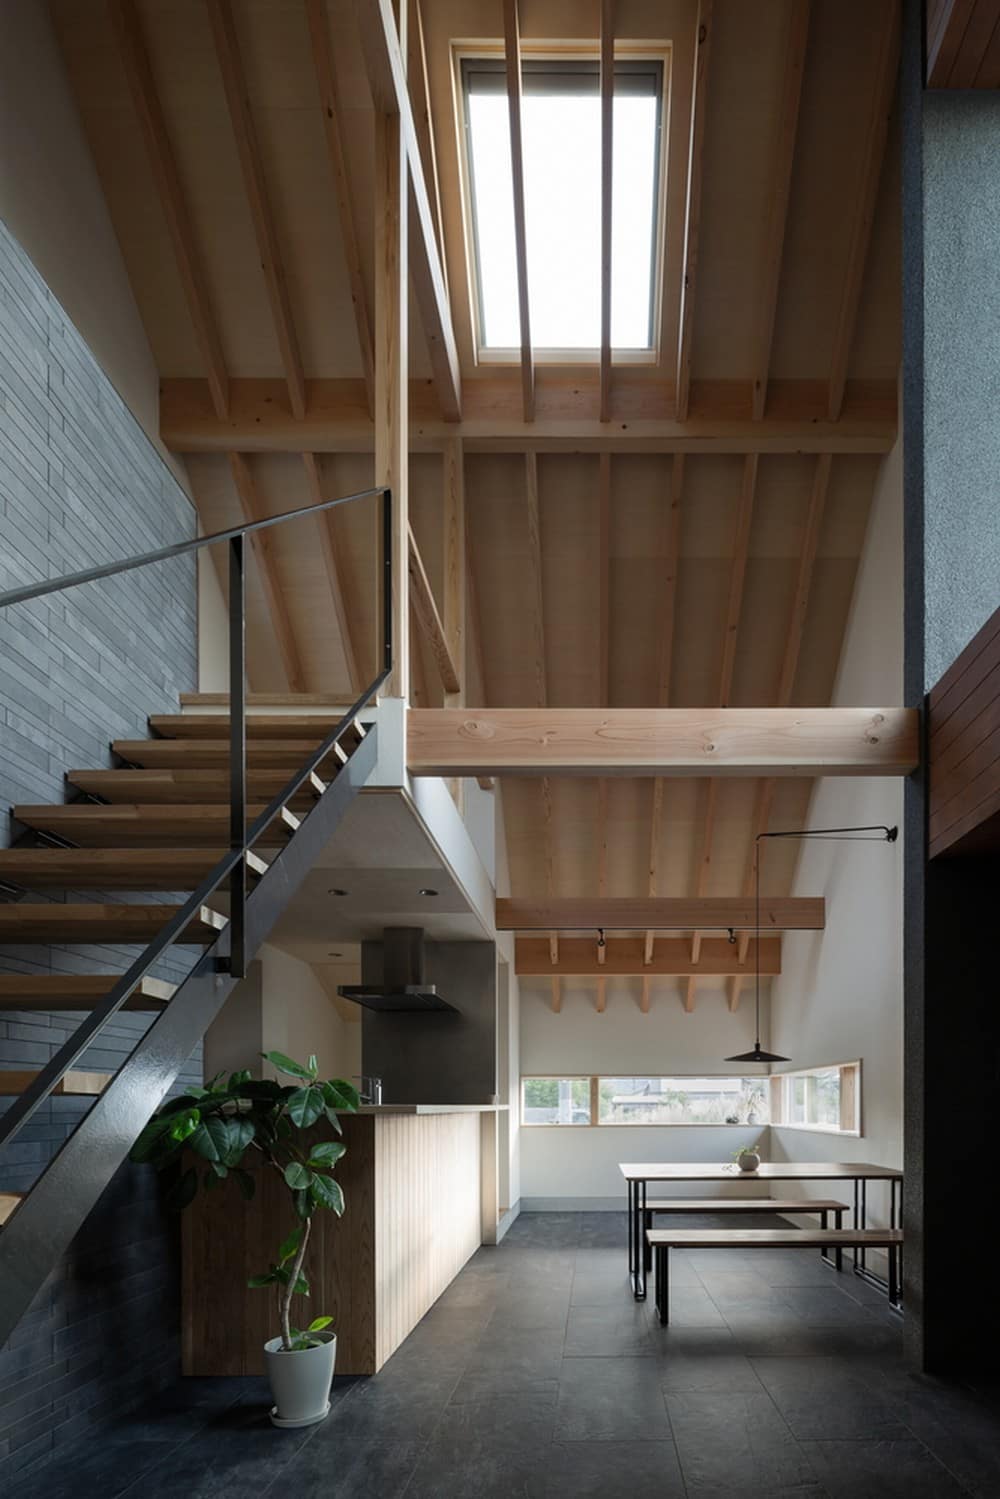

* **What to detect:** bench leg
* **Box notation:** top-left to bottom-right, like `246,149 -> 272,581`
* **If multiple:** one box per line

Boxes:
655,1244 -> 670,1326
888,1241 -> 899,1307
644,1212 -> 653,1272
836,1209 -> 844,1271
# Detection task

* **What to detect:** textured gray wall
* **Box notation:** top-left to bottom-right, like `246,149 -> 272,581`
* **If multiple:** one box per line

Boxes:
0,219 -> 200,1472
922,90 -> 1000,691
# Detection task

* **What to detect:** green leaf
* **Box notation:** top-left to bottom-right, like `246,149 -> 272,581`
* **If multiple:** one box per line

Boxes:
286,1085 -> 325,1129
205,1070 -> 228,1093
307,1054 -> 318,1079
326,1078 -> 361,1112
263,1051 -> 312,1081
188,1115 -> 230,1163
168,1109 -> 201,1144
223,1117 -> 255,1164
228,1069 -> 252,1091
210,1160 -> 228,1179
310,1174 -> 345,1215
284,1161 -> 314,1191
293,1189 -> 311,1222
293,1272 -> 309,1296
278,1226 -> 303,1265
307,1316 -> 333,1333
232,1168 -> 256,1201
130,1113 -> 181,1164
235,1079 -> 287,1102
248,1269 -> 278,1289
164,1166 -> 198,1212
307,1140 -> 346,1169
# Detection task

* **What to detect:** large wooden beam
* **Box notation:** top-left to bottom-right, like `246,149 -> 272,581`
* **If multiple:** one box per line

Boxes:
828,1 -> 900,419
752,2 -> 810,420
502,0 -> 534,423
208,0 -> 306,419
109,0 -> 229,420
228,453 -> 307,693
675,0 -> 713,421
498,897 -> 824,932
306,0 -> 375,414
407,707 -> 919,777
160,376 -> 898,455
356,0 -> 462,421
516,936 -> 781,977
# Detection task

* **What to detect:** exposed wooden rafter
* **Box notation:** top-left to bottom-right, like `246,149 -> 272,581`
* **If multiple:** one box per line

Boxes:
498,897 -> 824,931
356,0 -> 462,421
525,453 -> 558,963
407,707 -> 919,778
408,526 -> 461,695
752,1 -> 810,420
406,0 -> 449,277
675,0 -> 714,421
502,0 -> 534,422
517,936 -> 782,977
208,0 -> 306,419
301,453 -> 361,695
305,0 -> 375,415
228,452 -> 306,693
645,455 -> 684,965
109,0 -> 229,420
828,0 -> 900,420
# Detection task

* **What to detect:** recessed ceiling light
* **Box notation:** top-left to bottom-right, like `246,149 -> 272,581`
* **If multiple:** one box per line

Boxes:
328,888 -> 349,897
328,951 -> 343,958
418,888 -> 438,897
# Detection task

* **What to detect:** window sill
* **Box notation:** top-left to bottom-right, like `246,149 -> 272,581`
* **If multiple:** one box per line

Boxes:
773,1123 -> 861,1139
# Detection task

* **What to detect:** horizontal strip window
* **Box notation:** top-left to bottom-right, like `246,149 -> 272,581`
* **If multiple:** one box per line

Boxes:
769,1061 -> 861,1136
521,1076 -> 770,1127
463,57 -> 662,97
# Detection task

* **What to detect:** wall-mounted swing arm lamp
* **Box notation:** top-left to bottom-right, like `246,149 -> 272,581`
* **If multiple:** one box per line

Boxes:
725,824 -> 898,1065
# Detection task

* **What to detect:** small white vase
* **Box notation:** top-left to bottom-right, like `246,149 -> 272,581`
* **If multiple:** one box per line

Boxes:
264,1330 -> 337,1428
737,1150 -> 760,1173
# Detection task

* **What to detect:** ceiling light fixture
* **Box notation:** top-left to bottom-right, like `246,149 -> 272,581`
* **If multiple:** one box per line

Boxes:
725,823 -> 898,1066
418,888 -> 438,897
597,928 -> 606,949
328,888 -> 349,897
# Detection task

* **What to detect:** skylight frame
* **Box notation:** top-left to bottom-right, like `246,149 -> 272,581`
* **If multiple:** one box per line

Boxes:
453,39 -> 672,368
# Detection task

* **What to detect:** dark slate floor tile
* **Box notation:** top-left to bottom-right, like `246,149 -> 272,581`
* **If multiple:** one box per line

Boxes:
666,1390 -> 819,1493
661,1284 -> 729,1328
488,1287 -> 572,1330
541,1439 -> 685,1496
775,1286 -> 885,1326
563,1303 -> 657,1357
801,1438 -> 972,1498
403,1391 -> 556,1498
321,1366 -> 460,1444
5,1436 -> 169,1499
882,1381 -> 1000,1497
116,1402 -> 313,1499
554,1355 -> 672,1442
752,1356 -> 911,1441
659,1349 -> 765,1394
262,1437 -> 422,1498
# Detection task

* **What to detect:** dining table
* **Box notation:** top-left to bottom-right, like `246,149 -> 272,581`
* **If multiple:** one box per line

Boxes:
619,1160 -> 903,1301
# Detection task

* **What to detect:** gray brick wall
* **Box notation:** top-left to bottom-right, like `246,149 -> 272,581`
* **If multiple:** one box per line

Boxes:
0,219 -> 203,1472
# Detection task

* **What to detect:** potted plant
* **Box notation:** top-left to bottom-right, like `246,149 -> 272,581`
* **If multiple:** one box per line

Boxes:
733,1140 -> 762,1173
130,1051 -> 359,1428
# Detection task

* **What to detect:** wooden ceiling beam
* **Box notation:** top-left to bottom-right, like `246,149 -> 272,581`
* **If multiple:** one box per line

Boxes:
500,897 -> 824,932
752,2 -> 810,421
406,0 -> 449,276
375,106 -> 409,697
518,938 -> 781,979
306,0 -> 375,416
208,0 -> 306,420
109,0 -> 229,421
161,376 -> 898,454
442,438 -> 466,706
828,1 -> 900,420
596,455 -> 611,964
228,453 -> 307,693
407,707 -> 919,777
356,0 -> 462,421
502,0 -> 534,423
645,455 -> 684,965
525,452 -> 558,963
675,0 -> 714,422
408,525 -> 461,694
302,453 -> 361,695
600,0 -> 615,423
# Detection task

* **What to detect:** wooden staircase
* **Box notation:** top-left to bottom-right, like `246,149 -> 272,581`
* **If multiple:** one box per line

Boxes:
0,702 -> 378,1344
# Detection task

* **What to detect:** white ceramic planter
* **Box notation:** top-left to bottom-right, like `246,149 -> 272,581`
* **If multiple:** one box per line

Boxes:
737,1150 -> 761,1173
264,1330 -> 337,1428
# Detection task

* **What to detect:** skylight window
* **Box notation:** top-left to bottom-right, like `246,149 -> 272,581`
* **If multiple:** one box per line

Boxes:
461,55 -> 665,357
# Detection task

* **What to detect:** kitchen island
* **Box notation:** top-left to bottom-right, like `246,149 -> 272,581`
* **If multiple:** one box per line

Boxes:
182,1105 -> 499,1375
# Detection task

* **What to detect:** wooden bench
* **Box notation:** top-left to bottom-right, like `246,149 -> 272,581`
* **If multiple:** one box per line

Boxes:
647,1226 -> 904,1324
641,1198 -> 848,1272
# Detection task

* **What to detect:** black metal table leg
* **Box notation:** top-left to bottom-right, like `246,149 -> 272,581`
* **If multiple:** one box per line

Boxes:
627,1180 -> 636,1277
632,1180 -> 647,1299
655,1244 -> 669,1326
644,1208 -> 653,1273
888,1241 -> 899,1307
836,1207 -> 844,1270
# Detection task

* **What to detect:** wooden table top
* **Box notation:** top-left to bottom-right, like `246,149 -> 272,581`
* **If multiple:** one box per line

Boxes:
620,1161 -> 903,1183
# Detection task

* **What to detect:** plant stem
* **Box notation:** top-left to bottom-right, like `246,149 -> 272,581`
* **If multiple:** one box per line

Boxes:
281,1216 -> 312,1351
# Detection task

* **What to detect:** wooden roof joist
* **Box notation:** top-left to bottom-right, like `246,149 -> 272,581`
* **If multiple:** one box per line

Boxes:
407,708 -> 919,778
516,936 -> 781,977
160,377 -> 898,455
498,898 -> 823,932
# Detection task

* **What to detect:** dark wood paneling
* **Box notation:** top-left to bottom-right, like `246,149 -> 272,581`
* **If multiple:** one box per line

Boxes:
928,600 -> 1000,856
926,0 -> 1000,86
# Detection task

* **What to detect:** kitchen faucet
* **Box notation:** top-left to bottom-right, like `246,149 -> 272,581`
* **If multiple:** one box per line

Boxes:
354,1074 -> 383,1106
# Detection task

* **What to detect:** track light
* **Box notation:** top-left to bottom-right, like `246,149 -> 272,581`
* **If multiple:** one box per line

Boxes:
597,928 -> 606,949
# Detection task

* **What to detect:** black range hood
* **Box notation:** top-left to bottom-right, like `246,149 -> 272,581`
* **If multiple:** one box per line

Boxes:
338,927 -> 458,1013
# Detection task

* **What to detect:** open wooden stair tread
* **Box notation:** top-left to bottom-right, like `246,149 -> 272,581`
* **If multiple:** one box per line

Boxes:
0,1069 -> 111,1097
67,769 -> 327,808
149,715 -> 343,739
0,1193 -> 24,1227
0,904 -> 226,944
0,848 -> 268,890
14,803 -> 299,847
0,975 -> 175,1010
179,693 -> 352,709
112,740 -> 324,770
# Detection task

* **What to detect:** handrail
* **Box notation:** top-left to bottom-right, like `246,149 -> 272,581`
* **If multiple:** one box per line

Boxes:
0,483 -> 387,611
0,480 -> 393,1159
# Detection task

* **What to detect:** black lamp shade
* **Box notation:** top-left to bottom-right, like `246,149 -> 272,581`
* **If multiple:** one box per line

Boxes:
725,1042 -> 789,1064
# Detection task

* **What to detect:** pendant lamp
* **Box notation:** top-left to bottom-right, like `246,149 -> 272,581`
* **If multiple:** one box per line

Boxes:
725,823 -> 898,1065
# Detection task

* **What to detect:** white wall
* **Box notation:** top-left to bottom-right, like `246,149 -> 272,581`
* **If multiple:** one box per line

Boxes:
519,979 -> 770,1207
260,945 -> 362,1084
769,437 -> 904,1233
0,1 -> 187,485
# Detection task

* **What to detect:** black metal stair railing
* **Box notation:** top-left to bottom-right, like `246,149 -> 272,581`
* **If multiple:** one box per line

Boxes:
0,482 -> 391,1344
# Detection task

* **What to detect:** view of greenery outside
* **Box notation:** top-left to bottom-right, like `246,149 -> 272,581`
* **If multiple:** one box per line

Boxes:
789,1068 -> 840,1127
597,1077 -> 769,1125
522,1077 -> 591,1124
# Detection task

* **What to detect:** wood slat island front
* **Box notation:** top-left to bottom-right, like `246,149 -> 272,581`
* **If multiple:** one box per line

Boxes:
182,1107 -> 484,1376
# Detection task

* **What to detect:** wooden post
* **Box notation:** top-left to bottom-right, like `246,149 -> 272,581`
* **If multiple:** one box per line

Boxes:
374,109 -> 409,697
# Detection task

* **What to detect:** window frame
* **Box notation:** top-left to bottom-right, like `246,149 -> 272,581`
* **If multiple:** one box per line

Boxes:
769,1060 -> 863,1138
453,39 -> 672,367
520,1074 -> 771,1128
